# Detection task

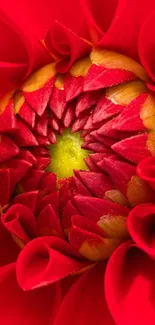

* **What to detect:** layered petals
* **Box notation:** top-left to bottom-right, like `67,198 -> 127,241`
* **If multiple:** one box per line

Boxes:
0,6 -> 155,325
103,158 -> 154,206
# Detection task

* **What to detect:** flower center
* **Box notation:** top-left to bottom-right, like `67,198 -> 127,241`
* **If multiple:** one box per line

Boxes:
47,129 -> 89,179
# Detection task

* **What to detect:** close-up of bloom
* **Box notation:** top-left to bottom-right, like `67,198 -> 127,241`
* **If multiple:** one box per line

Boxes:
1,0 -> 155,324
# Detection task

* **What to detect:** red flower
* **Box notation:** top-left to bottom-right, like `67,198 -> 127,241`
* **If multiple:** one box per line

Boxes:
1,1 -> 155,324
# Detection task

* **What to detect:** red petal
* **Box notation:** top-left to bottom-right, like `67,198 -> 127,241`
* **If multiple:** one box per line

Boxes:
17,149 -> 37,166
35,133 -> 50,146
69,219 -> 113,261
71,214 -> 104,237
73,195 -> 129,222
0,263 -> 61,325
81,0 -> 118,43
105,241 -> 155,325
93,94 -> 124,124
0,99 -> 16,132
74,170 -> 113,198
38,205 -> 64,238
2,204 -> 39,244
35,156 -> 50,170
137,157 -> 155,189
71,176 -> 91,196
76,91 -> 101,118
18,100 -> 36,128
35,112 -> 48,136
45,21 -> 91,73
62,200 -> 80,232
50,86 -> 66,120
49,116 -> 61,133
97,118 -> 122,139
112,94 -> 147,132
84,64 -> 136,92
38,192 -> 59,215
72,115 -> 88,133
0,169 -> 10,207
0,11 -> 51,90
48,129 -> 57,144
39,172 -> 57,194
23,77 -> 54,116
13,191 -> 39,212
104,158 -> 136,195
21,170 -> 44,192
83,113 -> 96,131
0,14 -> 27,83
90,152 -> 112,163
104,158 -> 154,206
9,159 -> 32,194
0,135 -> 19,163
139,11 -> 155,81
16,236 -> 88,290
63,102 -> 75,128
128,204 -> 155,258
95,135 -> 116,148
0,221 -> 19,267
84,156 -> 101,172
53,263 -> 115,325
112,134 -> 151,163
12,118 -> 38,147
30,147 -> 49,157
65,75 -> 84,102
0,0 -> 89,39
59,181 -> 72,211
82,141 -> 110,153
100,0 -> 155,62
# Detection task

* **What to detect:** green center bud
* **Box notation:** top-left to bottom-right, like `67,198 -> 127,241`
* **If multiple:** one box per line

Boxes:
48,129 -> 89,179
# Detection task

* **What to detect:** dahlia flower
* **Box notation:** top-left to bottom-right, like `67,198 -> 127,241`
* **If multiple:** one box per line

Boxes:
1,0 -> 155,324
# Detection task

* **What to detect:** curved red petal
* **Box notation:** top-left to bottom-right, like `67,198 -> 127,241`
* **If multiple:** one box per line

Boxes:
105,241 -> 155,325
16,236 -> 88,290
137,157 -> 155,189
0,263 -> 61,325
0,9 -> 51,92
53,263 -> 116,325
128,204 -> 155,258
2,204 -> 39,244
81,0 -> 118,43
45,21 -> 91,73
139,11 -> 155,81
0,12 -> 28,74
99,0 -> 155,62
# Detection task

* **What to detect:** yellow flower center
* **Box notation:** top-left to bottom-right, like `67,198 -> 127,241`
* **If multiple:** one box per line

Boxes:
47,129 -> 89,179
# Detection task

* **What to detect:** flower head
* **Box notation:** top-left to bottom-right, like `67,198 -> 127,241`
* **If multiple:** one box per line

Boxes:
1,1 -> 155,325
